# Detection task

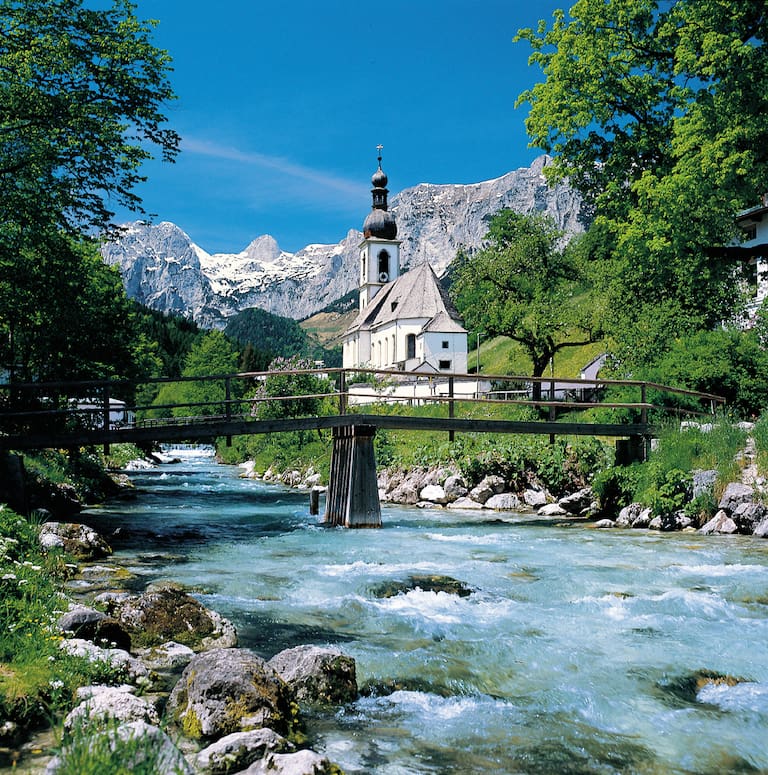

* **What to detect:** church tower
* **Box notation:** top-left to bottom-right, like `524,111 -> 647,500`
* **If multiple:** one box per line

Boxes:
358,147 -> 401,310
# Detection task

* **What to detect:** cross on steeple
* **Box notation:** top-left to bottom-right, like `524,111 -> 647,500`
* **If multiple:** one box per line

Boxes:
376,144 -> 383,166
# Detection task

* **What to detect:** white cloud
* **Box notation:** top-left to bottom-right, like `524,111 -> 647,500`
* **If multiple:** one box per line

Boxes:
181,137 -> 367,200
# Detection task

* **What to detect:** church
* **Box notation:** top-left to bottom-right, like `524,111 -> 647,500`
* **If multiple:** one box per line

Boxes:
342,153 -> 468,373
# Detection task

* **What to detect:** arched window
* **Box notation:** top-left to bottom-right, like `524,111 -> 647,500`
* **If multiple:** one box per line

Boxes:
377,249 -> 390,281
406,333 -> 416,360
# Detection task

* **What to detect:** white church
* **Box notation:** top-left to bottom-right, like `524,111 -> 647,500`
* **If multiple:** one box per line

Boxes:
342,154 -> 468,374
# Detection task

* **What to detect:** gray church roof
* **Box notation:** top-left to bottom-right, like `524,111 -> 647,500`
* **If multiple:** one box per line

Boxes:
345,262 -> 467,336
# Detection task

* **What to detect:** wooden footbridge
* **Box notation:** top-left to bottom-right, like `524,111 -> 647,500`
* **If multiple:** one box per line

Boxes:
0,368 -> 725,528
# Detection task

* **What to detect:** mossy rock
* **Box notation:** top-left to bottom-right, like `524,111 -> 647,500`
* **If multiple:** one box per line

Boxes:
369,574 -> 474,598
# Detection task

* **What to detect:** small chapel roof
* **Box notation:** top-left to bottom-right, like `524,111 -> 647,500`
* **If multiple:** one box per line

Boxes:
345,261 -> 466,336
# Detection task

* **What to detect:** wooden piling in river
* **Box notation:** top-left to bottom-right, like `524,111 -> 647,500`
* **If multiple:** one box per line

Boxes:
324,424 -> 381,528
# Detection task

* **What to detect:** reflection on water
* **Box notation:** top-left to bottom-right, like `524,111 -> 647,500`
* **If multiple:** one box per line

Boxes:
82,446 -> 768,774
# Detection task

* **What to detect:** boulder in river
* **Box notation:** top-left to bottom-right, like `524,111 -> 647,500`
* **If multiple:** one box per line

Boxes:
108,582 -> 237,650
268,646 -> 357,706
370,574 -> 474,598
166,648 -> 295,741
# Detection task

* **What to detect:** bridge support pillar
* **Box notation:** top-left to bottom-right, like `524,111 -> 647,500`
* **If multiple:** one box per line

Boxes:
324,424 -> 381,528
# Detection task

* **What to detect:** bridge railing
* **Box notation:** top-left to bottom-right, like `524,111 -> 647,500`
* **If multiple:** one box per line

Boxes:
0,367 -> 726,447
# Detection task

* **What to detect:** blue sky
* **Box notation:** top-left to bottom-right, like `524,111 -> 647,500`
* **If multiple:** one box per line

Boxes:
121,0 -> 565,253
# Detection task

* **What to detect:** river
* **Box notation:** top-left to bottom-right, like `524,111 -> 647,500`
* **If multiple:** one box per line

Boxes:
82,446 -> 768,774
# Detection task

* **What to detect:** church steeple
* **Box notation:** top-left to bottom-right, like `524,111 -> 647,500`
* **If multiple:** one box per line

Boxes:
358,146 -> 401,310
363,146 -> 397,240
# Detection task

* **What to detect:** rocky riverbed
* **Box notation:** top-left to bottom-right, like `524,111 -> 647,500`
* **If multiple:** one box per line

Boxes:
12,521 -> 354,774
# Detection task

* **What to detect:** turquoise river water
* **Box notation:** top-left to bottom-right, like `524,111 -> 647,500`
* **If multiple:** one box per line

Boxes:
82,446 -> 768,774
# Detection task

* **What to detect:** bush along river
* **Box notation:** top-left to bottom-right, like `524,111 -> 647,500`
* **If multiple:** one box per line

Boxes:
80,445 -> 768,774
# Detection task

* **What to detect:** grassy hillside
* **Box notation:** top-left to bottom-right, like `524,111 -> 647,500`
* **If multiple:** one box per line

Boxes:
300,310 -> 358,346
473,336 -> 606,378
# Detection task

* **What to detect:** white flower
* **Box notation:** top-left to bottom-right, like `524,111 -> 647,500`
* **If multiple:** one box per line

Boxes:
2,573 -> 16,581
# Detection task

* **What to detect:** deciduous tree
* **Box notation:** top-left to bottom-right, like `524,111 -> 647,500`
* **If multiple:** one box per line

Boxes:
516,0 -> 768,365
450,210 -> 599,399
0,0 -> 179,383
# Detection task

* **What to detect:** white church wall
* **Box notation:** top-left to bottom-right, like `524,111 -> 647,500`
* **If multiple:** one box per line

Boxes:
422,331 -> 468,373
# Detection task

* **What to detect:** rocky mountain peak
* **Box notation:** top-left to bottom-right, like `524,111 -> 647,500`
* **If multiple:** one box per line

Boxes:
102,156 -> 584,327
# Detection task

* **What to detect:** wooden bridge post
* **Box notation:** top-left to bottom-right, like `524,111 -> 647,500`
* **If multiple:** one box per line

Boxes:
324,424 -> 381,528
102,384 -> 110,456
448,376 -> 455,442
338,369 -> 347,416
225,376 -> 232,447
549,377 -> 556,444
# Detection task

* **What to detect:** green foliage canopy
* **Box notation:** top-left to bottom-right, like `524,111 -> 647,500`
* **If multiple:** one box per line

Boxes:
0,0 -> 179,384
516,0 -> 768,363
0,0 -> 179,234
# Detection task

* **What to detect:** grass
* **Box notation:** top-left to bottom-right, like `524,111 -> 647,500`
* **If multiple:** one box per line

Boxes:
54,715 -> 188,775
0,507 -> 128,734
470,335 -> 606,378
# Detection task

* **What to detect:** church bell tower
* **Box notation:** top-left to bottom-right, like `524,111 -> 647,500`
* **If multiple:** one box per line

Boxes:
359,147 -> 401,310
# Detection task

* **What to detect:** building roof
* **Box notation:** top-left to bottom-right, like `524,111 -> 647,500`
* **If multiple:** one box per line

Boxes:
345,261 -> 466,336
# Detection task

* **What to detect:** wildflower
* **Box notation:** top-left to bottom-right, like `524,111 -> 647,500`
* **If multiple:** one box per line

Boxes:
49,680 -> 64,690
2,573 -> 16,581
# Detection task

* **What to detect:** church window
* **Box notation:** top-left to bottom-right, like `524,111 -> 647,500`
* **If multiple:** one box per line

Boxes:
439,360 -> 451,370
441,340 -> 449,349
391,301 -> 398,312
378,249 -> 390,281
406,334 -> 416,360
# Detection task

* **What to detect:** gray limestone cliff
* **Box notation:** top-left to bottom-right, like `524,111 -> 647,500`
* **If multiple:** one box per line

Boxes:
101,156 -> 583,326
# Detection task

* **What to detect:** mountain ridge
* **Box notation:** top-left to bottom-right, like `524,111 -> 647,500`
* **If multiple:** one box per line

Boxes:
101,155 -> 584,328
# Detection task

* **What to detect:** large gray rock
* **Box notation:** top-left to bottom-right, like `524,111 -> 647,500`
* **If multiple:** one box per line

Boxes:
731,502 -> 768,534
484,493 -> 521,511
446,497 -> 485,510
616,503 -> 643,528
443,474 -> 468,501
699,510 -> 739,535
558,487 -> 593,514
419,484 -> 448,504
692,469 -> 718,499
39,522 -> 111,560
718,482 -> 755,513
523,488 -> 548,509
468,475 -> 505,505
57,605 -> 131,651
64,686 -> 159,732
267,646 -> 357,706
236,749 -> 340,775
167,648 -> 294,741
538,503 -> 568,517
195,728 -> 292,775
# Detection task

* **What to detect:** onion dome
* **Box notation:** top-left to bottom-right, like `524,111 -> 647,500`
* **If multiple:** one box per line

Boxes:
363,208 -> 397,240
363,146 -> 397,240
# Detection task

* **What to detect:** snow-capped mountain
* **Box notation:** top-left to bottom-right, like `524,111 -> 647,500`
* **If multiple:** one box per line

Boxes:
101,155 -> 584,327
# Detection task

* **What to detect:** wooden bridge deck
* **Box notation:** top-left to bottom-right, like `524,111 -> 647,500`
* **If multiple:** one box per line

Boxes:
0,412 -> 653,452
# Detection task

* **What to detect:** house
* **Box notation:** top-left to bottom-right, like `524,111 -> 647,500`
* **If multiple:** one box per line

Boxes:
731,196 -> 768,316
342,153 -> 468,374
